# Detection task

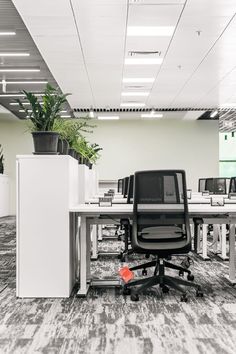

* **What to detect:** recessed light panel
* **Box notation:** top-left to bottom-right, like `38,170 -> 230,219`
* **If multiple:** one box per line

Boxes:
141,113 -> 163,118
120,102 -> 145,107
0,68 -> 40,72
121,92 -> 149,96
98,116 -> 120,120
0,52 -> 29,56
127,26 -> 175,37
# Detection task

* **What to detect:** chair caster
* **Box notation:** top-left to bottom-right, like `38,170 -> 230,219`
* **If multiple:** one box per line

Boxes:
118,253 -> 126,262
142,269 -> 147,276
131,293 -> 139,302
187,274 -> 194,281
162,285 -> 169,294
179,270 -> 184,277
196,289 -> 204,297
123,286 -> 131,296
180,294 -> 188,302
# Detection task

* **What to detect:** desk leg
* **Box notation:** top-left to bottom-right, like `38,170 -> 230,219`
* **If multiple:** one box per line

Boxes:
77,215 -> 89,297
86,221 -> 91,280
212,225 -> 219,254
200,224 -> 210,260
194,223 -> 201,254
91,225 -> 98,260
218,224 -> 229,260
98,225 -> 103,241
228,224 -> 236,284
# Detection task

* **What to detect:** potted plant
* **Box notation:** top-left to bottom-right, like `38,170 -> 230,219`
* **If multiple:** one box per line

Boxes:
87,143 -> 103,168
54,118 -> 94,159
73,138 -> 102,168
0,144 -> 4,174
17,84 -> 70,154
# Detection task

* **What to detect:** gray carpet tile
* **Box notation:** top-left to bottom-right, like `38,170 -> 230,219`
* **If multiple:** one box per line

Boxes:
0,217 -> 236,354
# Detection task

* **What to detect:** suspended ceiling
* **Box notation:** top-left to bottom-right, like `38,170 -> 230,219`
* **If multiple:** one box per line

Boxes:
1,0 -> 236,125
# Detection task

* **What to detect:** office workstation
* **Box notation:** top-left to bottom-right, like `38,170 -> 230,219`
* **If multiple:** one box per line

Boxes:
0,1 -> 236,353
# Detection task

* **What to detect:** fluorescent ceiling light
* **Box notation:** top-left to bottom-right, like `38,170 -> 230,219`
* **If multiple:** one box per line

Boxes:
127,26 -> 175,37
120,102 -> 145,107
60,115 -> 71,118
10,102 -> 44,106
121,92 -> 149,97
141,113 -> 163,118
0,68 -> 40,72
0,93 -> 44,97
0,32 -> 16,36
0,93 -> 26,97
125,58 -> 163,65
210,110 -> 218,118
10,102 -> 30,106
123,78 -> 155,83
1,80 -> 47,84
98,116 -> 119,120
60,110 -> 67,113
0,52 -> 29,57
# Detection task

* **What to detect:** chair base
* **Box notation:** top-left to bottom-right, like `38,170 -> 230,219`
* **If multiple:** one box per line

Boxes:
129,257 -> 193,279
123,259 -> 203,302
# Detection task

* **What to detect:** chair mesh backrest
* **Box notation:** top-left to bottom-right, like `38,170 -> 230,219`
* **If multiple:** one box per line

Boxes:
134,171 -> 183,205
117,179 -> 123,193
132,170 -> 190,251
127,175 -> 134,204
205,178 -> 227,194
205,178 -> 214,193
198,178 -> 206,192
229,177 -> 236,193
214,178 -> 227,194
123,177 -> 129,198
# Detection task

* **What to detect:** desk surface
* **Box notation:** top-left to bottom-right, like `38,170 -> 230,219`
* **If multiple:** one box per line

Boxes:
70,203 -> 236,216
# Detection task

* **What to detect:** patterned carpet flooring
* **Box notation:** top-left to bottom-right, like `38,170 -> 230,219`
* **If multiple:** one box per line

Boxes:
0,216 -> 236,354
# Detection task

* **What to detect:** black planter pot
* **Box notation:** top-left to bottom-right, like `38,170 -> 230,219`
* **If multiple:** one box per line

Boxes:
77,153 -> 82,164
68,148 -> 76,158
88,162 -> 93,169
0,164 -> 3,174
57,138 -> 64,155
80,156 -> 84,164
32,131 -> 59,155
62,140 -> 69,155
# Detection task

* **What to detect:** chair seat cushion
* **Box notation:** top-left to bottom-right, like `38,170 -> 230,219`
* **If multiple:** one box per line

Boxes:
138,226 -> 184,240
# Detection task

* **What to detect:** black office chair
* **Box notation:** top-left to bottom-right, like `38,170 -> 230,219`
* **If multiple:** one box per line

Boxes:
198,178 -> 207,192
117,179 -> 123,193
229,177 -> 236,193
123,170 -> 203,302
207,178 -> 227,194
123,177 -> 129,198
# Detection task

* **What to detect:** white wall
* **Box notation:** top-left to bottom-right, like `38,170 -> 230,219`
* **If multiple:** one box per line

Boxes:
0,116 -> 33,214
0,115 -> 219,214
88,119 -> 219,191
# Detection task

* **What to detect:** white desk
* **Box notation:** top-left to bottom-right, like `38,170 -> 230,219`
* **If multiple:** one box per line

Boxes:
70,203 -> 236,297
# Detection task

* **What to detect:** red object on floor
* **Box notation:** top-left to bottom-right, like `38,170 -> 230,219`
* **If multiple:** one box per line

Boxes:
119,266 -> 134,283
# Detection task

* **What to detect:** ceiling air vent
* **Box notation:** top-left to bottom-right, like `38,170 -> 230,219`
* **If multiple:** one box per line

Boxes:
124,85 -> 146,89
128,50 -> 161,56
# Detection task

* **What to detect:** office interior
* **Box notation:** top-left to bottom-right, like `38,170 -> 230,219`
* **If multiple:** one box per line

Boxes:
0,1 -> 236,353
